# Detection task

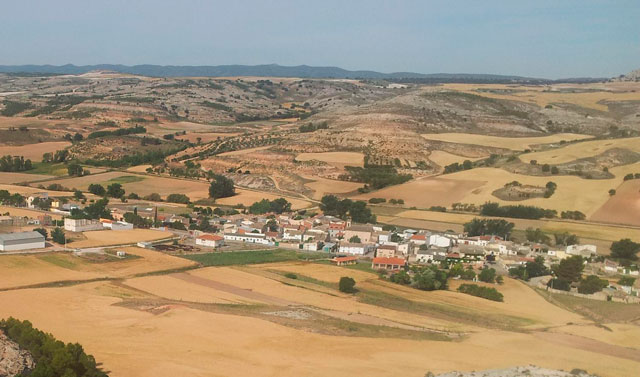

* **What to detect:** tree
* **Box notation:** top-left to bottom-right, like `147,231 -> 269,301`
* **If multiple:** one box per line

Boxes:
389,270 -> 411,285
266,219 -> 278,232
390,233 -> 402,243
67,162 -> 84,176
33,227 -> 48,240
106,183 -> 125,198
525,228 -> 550,244
610,239 -> 640,261
73,190 -> 85,200
478,268 -> 496,283
496,275 -> 504,284
542,164 -> 550,172
208,174 -> 235,199
551,166 -> 559,174
578,275 -> 608,294
555,255 -> 584,283
349,235 -> 361,243
51,227 -> 65,244
618,276 -> 636,287
143,193 -> 162,202
270,198 -> 291,214
554,232 -> 579,246
339,276 -> 356,293
412,266 -> 448,291
166,193 -> 190,204
464,218 -> 514,237
609,189 -> 616,196
87,184 -> 105,196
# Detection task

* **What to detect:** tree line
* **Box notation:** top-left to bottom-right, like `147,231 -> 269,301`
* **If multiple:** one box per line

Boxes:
0,155 -> 32,172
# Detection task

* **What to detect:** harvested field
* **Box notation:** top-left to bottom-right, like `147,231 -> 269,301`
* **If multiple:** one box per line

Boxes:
0,183 -> 73,197
353,177 -> 483,208
421,133 -> 592,151
590,179 -> 640,226
0,205 -> 62,220
0,141 -> 71,160
126,164 -> 152,173
68,229 -> 173,248
301,175 -> 362,199
0,172 -> 53,184
428,151 -> 481,167
440,163 -> 640,216
43,172 -> 212,200
0,247 -> 194,290
296,152 -> 365,168
215,188 -> 311,209
0,270 -> 638,376
521,137 -> 640,164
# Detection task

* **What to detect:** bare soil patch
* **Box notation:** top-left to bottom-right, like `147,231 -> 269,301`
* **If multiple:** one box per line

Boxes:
590,179 -> 640,226
0,141 -> 71,160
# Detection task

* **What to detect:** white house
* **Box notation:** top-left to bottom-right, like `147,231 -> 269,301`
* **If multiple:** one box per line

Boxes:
64,218 -> 103,232
100,219 -> 133,230
338,242 -> 375,255
223,232 -> 270,245
196,234 -> 225,248
428,234 -> 452,248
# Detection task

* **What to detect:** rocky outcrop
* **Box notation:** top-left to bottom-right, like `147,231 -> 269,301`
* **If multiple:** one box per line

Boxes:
0,331 -> 34,377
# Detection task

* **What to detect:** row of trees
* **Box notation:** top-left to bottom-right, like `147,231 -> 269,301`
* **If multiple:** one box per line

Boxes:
387,265 -> 449,291
0,155 -> 32,172
88,183 -> 125,199
463,218 -> 515,237
342,165 -> 412,190
480,202 -> 556,220
320,195 -> 376,223
299,121 -> 328,133
87,125 -> 146,139
525,227 -> 579,246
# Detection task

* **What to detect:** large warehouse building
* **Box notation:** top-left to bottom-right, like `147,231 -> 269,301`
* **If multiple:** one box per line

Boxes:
0,231 -> 46,252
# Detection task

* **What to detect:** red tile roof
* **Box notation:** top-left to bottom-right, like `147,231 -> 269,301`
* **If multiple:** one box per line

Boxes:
372,257 -> 405,265
411,235 -> 426,240
198,234 -> 223,241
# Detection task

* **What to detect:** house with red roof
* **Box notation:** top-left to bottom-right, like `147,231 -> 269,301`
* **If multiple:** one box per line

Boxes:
196,234 -> 225,248
331,256 -> 358,266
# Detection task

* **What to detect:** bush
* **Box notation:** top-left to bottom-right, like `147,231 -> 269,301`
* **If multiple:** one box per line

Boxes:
339,276 -> 357,293
284,273 -> 298,279
88,183 -> 106,196
578,275 -> 609,294
457,284 -> 504,302
547,278 -> 571,291
478,268 -> 497,283
368,197 -> 386,204
389,270 -> 411,285
51,227 -> 65,244
166,193 -> 190,204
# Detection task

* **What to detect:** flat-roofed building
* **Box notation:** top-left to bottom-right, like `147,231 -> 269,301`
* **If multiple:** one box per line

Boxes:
0,231 -> 45,251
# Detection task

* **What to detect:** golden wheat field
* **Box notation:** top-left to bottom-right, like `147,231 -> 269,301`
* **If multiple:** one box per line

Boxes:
215,188 -> 311,209
68,229 -> 173,248
0,141 -> 71,160
520,137 -> 640,164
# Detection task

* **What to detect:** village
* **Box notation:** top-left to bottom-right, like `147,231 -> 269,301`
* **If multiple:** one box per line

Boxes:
1,188 -> 638,304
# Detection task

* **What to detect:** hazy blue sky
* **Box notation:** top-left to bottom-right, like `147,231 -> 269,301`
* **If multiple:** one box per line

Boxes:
1,0 -> 638,78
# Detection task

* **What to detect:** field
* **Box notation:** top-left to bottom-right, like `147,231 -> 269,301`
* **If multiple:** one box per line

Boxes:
0,141 -> 71,160
301,175 -> 363,199
215,188 -> 311,209
42,172 -> 213,200
441,83 -> 640,112
353,177 -> 484,208
0,260 -> 639,376
521,137 -> 640,164
68,229 -> 174,248
179,132 -> 241,143
0,172 -> 53,184
296,152 -> 365,168
0,183 -> 74,197
0,247 -> 195,290
421,133 -> 592,151
590,179 -> 640,226
428,151 -> 482,167
0,205 -> 63,220
377,209 -> 640,243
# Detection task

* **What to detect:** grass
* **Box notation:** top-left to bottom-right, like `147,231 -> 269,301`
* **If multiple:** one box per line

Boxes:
535,288 -> 640,323
181,249 -> 328,267
37,254 -> 78,270
26,162 -> 68,176
357,288 -> 533,331
107,175 -> 146,184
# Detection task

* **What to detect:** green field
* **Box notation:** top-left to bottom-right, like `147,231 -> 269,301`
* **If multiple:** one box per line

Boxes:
26,162 -> 68,176
182,249 -> 328,266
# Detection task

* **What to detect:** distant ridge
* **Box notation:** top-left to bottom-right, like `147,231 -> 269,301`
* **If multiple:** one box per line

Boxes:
0,63 -> 603,83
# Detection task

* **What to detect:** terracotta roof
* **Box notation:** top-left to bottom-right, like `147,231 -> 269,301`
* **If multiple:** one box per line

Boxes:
198,234 -> 223,241
411,234 -> 426,240
332,256 -> 358,263
372,257 -> 405,265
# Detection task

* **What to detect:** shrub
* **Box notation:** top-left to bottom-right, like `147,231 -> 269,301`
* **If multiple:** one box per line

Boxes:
284,273 -> 297,279
457,284 -> 504,302
339,276 -> 356,293
478,268 -> 497,283
88,183 -> 106,196
368,197 -> 386,204
578,275 -> 609,294
547,278 -> 571,291
166,193 -> 190,204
